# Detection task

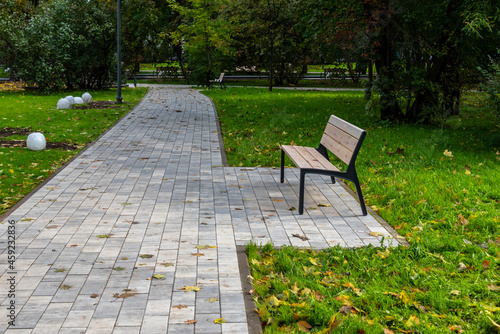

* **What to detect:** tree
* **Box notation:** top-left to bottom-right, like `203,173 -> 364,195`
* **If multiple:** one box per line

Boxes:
8,0 -> 116,91
232,0 -> 308,90
167,0 -> 235,86
313,0 -> 500,123
0,0 -> 37,79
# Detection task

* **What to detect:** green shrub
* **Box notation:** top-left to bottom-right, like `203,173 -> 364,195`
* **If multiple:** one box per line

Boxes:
13,0 -> 116,91
479,52 -> 500,119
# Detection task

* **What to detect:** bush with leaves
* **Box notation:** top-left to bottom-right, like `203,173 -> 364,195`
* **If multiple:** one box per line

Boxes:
168,0 -> 235,87
479,53 -> 500,119
12,0 -> 116,92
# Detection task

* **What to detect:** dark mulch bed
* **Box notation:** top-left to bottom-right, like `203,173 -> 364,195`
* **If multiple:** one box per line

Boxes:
0,127 -> 32,137
0,127 -> 80,150
72,101 -> 126,109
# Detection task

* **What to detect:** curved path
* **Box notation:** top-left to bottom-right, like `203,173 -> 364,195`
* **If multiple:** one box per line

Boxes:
0,87 -> 402,333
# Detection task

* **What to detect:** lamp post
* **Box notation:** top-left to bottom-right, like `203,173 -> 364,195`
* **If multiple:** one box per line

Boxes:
116,0 -> 123,103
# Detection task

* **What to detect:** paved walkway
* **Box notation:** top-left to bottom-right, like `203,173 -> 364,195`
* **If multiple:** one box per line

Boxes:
0,87 -> 402,333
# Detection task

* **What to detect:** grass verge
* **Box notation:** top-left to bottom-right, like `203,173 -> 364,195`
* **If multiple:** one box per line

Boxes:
0,84 -> 147,216
203,87 -> 500,333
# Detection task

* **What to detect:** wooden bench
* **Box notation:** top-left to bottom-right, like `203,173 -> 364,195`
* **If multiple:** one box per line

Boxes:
156,66 -> 179,77
209,73 -> 226,89
280,115 -> 367,215
324,67 -> 347,79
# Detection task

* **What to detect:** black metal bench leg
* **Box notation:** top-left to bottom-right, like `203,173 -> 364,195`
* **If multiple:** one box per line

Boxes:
299,170 -> 305,215
280,149 -> 285,183
352,176 -> 367,216
330,176 -> 336,184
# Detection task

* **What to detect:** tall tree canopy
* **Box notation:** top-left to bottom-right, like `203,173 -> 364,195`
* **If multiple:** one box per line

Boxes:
315,0 -> 500,122
167,0 -> 235,86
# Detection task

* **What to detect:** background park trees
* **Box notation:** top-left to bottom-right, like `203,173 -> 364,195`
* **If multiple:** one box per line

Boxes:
1,0 -> 499,123
0,0 -> 116,91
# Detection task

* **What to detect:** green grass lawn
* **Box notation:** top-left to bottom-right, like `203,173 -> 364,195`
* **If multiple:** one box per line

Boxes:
0,86 -> 147,216
203,87 -> 500,333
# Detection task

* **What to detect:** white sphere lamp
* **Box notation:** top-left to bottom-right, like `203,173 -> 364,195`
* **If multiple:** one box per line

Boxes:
57,98 -> 70,109
27,132 -> 46,151
82,92 -> 92,103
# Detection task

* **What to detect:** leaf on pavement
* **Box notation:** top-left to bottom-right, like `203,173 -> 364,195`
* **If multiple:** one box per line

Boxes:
214,318 -> 227,324
172,304 -> 187,309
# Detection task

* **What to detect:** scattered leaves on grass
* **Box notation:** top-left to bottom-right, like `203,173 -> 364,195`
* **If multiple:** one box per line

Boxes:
297,320 -> 313,332
487,316 -> 500,329
455,214 -> 469,227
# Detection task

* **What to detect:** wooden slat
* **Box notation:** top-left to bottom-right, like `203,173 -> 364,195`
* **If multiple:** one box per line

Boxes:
282,145 -> 339,171
299,147 -> 327,169
305,147 -> 340,171
320,132 -> 353,165
322,123 -> 359,152
282,145 -> 311,168
328,115 -> 365,138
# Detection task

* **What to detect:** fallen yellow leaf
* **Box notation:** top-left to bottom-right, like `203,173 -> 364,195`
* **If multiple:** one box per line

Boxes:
179,286 -> 200,292
214,318 -> 226,324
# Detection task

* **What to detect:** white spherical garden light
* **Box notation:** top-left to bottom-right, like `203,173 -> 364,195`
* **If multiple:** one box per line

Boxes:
82,92 -> 92,103
74,97 -> 84,104
57,98 -> 70,109
65,96 -> 75,106
26,132 -> 46,151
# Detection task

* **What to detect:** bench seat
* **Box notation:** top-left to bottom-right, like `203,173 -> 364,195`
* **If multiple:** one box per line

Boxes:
280,145 -> 339,172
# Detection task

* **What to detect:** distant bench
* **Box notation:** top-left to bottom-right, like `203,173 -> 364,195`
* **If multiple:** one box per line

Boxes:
280,115 -> 367,215
209,73 -> 226,89
324,67 -> 347,79
156,66 -> 179,77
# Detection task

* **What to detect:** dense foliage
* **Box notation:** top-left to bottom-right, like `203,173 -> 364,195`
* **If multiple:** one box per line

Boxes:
1,0 -> 116,91
1,0 -> 500,115
480,54 -> 500,120
167,0 -> 235,86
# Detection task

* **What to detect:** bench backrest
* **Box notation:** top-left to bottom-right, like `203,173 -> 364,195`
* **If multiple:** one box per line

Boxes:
218,73 -> 225,81
320,115 -> 366,166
